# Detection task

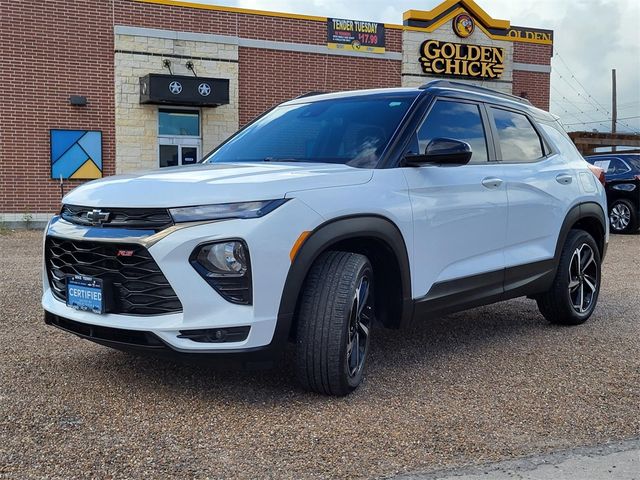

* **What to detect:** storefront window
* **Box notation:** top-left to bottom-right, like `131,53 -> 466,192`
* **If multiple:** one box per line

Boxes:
159,109 -> 200,136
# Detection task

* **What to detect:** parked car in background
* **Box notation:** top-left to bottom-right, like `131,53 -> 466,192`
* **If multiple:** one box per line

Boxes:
584,153 -> 640,233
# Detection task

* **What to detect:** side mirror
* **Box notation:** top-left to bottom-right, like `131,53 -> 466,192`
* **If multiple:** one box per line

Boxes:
404,138 -> 472,166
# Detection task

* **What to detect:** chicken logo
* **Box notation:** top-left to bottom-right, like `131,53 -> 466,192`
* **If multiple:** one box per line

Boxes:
453,13 -> 475,38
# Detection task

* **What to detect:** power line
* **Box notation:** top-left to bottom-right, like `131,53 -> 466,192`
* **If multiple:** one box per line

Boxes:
551,76 -> 640,133
552,70 -> 610,117
550,102 -> 598,130
564,115 -> 640,127
550,84 -> 610,129
554,53 -> 612,115
550,98 -> 603,128
552,53 -> 640,133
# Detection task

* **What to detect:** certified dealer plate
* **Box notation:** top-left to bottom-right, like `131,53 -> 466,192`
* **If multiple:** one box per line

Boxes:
66,275 -> 104,314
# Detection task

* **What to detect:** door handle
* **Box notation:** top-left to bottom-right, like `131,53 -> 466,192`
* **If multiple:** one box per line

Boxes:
481,177 -> 503,189
556,173 -> 573,185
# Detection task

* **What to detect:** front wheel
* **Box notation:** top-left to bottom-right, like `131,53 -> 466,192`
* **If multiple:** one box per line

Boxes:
537,229 -> 601,325
295,251 -> 374,396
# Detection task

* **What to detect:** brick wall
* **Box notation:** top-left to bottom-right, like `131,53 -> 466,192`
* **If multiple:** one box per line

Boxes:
1,0 -> 115,214
115,0 -> 403,126
512,42 -> 553,110
113,0 -> 403,51
1,0 -> 550,217
239,50 -> 401,125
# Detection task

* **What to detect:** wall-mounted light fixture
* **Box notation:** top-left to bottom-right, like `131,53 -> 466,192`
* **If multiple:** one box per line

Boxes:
162,59 -> 173,75
186,60 -> 198,77
69,95 -> 87,106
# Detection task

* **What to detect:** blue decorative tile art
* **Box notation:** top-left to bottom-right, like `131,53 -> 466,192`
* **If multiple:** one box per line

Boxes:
50,130 -> 102,180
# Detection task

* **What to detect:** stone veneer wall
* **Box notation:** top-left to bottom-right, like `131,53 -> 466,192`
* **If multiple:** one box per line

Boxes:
401,27 -> 513,94
114,33 -> 239,173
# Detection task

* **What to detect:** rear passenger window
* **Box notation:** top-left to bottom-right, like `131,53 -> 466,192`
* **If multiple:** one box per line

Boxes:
588,157 -> 628,174
416,100 -> 488,163
491,108 -> 544,162
609,159 -> 631,174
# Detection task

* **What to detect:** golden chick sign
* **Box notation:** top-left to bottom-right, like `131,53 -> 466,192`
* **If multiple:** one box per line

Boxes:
419,40 -> 505,79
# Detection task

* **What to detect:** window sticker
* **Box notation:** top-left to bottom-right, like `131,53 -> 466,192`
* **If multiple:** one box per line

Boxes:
593,160 -> 610,172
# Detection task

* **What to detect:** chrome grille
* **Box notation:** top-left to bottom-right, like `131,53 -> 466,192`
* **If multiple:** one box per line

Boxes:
61,205 -> 173,231
45,237 -> 182,315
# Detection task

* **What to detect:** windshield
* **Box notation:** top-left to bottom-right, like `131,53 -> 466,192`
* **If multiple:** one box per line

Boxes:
203,94 -> 418,168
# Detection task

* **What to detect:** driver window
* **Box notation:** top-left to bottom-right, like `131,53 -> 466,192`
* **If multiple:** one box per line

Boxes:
415,100 -> 489,163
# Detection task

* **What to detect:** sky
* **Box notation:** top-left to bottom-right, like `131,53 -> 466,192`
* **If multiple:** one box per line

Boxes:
179,0 -> 640,133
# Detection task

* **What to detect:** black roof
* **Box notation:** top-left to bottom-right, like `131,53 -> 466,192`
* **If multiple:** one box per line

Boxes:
286,81 -> 554,121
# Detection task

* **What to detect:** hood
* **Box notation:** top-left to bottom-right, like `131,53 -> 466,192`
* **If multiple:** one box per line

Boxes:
63,163 -> 373,208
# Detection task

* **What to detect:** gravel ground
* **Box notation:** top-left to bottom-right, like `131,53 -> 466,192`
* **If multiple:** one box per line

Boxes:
1,230 -> 639,479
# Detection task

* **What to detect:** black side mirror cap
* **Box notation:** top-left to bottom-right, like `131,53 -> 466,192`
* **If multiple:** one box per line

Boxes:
404,138 -> 472,166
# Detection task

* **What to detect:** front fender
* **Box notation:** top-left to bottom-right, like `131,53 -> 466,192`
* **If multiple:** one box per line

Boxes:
273,215 -> 413,343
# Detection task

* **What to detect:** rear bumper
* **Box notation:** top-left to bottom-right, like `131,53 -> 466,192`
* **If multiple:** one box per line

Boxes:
44,311 -> 290,367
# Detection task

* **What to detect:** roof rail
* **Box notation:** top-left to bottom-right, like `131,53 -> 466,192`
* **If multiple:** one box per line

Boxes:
420,80 -> 532,106
293,91 -> 327,99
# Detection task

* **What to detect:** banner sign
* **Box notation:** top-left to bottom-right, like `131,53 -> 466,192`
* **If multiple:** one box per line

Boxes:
419,40 -> 505,79
327,17 -> 385,54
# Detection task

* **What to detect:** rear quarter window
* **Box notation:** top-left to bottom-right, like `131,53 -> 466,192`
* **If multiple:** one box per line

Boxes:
539,122 -> 584,163
491,108 -> 544,162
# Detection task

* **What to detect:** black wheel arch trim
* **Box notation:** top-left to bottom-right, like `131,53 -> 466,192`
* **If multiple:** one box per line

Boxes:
274,214 -> 413,344
555,202 -> 607,263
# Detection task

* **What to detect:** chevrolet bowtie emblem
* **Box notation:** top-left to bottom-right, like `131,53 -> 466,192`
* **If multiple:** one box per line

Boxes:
86,209 -> 110,225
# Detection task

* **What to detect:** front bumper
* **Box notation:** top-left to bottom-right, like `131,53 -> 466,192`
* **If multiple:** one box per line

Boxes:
44,311 -> 288,366
42,199 -> 322,356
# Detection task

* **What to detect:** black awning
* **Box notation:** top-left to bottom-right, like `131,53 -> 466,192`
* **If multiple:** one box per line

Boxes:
139,74 -> 229,107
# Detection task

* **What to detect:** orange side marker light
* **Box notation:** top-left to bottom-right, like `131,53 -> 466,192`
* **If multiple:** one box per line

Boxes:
290,231 -> 311,262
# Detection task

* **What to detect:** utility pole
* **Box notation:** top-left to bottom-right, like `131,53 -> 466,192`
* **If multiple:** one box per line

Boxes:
612,68 -> 617,152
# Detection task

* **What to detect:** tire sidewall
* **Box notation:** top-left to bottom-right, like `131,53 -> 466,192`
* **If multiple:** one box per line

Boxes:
340,262 -> 373,392
561,232 -> 601,321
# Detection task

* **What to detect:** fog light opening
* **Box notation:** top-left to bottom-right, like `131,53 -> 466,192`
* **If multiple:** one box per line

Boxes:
177,326 -> 250,343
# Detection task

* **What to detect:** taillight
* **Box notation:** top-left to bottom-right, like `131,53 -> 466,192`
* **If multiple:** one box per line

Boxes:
587,165 -> 606,187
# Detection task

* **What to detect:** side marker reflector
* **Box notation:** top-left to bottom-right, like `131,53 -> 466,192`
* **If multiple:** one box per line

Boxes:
290,231 -> 311,262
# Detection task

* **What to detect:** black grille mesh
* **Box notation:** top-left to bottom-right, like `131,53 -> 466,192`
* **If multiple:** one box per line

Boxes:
61,205 -> 173,231
45,237 -> 182,315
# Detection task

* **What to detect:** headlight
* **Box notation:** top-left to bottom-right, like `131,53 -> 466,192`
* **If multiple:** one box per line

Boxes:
196,241 -> 247,276
190,240 -> 252,304
170,199 -> 288,223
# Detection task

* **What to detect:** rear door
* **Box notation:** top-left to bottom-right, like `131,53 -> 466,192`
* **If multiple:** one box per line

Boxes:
488,106 -> 581,281
402,98 -> 508,301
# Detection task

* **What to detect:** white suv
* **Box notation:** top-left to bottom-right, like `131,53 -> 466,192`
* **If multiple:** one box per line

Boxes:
43,81 -> 608,396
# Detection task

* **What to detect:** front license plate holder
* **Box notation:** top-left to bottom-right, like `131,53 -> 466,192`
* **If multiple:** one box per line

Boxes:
66,275 -> 104,314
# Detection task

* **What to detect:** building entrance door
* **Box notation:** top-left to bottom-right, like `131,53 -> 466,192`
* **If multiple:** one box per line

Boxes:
158,108 -> 201,168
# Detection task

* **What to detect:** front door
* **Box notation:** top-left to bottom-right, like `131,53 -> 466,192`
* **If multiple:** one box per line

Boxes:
403,98 -> 508,304
159,143 -> 200,168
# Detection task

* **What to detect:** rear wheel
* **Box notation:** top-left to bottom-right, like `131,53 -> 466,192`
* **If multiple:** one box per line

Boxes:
295,251 -> 374,396
609,199 -> 639,233
537,230 -> 601,325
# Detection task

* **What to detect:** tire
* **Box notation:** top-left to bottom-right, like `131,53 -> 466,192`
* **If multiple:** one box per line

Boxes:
537,229 -> 601,325
609,199 -> 639,234
295,251 -> 374,396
